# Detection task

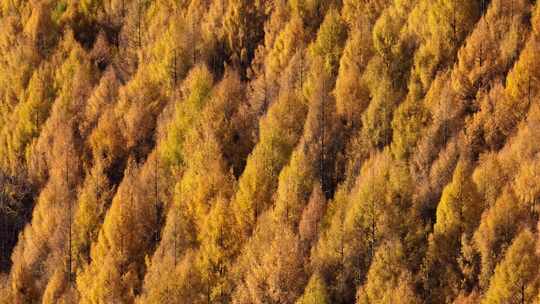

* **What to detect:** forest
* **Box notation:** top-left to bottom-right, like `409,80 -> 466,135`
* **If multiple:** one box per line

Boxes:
0,0 -> 540,303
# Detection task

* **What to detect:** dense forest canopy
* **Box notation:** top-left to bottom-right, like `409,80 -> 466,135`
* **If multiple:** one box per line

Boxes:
1,0 -> 540,303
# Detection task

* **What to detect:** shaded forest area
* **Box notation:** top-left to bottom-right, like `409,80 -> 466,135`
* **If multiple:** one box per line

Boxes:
1,0 -> 540,303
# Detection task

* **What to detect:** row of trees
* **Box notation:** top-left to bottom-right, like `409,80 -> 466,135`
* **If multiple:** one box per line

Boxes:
1,0 -> 540,303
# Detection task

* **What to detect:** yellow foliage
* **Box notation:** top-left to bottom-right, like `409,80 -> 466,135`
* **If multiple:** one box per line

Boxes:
357,240 -> 420,304
161,65 -> 213,170
296,272 -> 330,304
233,91 -> 307,235
308,8 -> 347,75
482,230 -> 540,304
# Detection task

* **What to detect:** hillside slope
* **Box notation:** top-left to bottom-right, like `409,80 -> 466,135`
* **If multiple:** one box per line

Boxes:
1,0 -> 540,303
